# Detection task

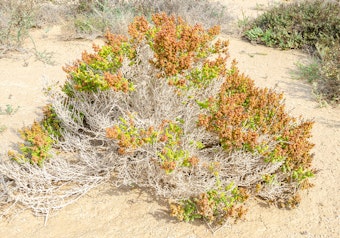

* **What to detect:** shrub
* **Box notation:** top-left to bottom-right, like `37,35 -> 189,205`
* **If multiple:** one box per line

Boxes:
243,0 -> 340,104
244,0 -> 340,50
1,14 -> 315,229
58,13 -> 315,225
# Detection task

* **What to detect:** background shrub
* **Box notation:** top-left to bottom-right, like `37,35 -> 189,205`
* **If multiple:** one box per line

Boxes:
244,0 -> 340,104
244,0 -> 340,50
0,0 -> 232,58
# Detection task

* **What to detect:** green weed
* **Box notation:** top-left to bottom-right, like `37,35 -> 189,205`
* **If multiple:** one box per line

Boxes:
0,125 -> 7,134
0,104 -> 19,116
294,60 -> 321,83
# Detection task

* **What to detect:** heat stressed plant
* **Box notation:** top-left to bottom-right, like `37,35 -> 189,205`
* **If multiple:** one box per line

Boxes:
1,13 -> 315,229
41,104 -> 63,140
170,178 -> 249,225
8,121 -> 53,166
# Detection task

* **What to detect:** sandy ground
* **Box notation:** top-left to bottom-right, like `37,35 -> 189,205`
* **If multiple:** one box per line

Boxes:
0,0 -> 339,237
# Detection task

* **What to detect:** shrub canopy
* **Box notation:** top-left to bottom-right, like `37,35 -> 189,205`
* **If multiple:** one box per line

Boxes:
2,13 -> 315,229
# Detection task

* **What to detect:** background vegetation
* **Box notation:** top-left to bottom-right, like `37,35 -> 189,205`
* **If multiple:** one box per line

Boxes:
244,0 -> 340,104
0,0 -> 231,54
69,0 -> 231,38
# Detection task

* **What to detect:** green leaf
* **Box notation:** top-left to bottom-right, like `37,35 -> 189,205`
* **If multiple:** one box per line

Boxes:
196,100 -> 209,109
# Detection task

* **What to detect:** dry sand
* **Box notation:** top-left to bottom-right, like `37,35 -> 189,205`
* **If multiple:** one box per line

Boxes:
0,1 -> 339,237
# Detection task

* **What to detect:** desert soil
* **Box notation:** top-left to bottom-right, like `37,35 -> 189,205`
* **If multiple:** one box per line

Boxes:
0,0 -> 339,237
